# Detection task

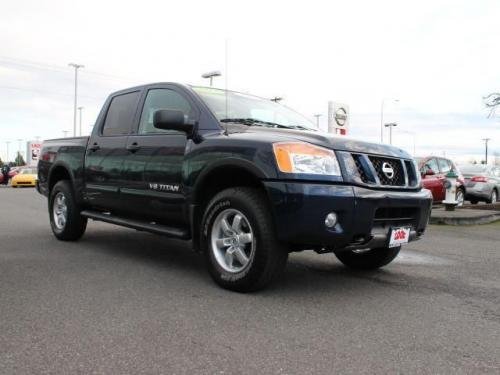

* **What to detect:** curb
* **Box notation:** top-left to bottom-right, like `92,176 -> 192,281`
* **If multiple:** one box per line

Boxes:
430,212 -> 500,226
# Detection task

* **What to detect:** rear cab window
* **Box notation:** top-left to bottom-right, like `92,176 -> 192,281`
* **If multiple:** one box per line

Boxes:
102,91 -> 141,136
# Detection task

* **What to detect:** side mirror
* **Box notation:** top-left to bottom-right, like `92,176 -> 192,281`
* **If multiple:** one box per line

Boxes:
153,109 -> 194,136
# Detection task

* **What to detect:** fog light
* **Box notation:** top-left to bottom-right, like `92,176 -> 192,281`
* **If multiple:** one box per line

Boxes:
325,212 -> 338,228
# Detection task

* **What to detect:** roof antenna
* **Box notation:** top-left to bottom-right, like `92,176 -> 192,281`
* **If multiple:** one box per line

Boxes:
224,38 -> 229,135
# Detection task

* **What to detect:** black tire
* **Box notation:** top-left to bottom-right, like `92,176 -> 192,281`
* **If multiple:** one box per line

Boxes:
335,246 -> 401,270
49,180 -> 87,241
201,187 -> 288,292
469,199 -> 479,205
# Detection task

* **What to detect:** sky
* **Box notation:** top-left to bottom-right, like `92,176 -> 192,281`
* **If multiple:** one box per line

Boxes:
0,0 -> 499,163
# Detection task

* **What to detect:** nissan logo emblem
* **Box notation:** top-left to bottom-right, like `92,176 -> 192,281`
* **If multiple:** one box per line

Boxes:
334,107 -> 347,127
382,162 -> 395,179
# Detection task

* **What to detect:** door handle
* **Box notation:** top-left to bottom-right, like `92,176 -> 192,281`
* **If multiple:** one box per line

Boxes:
126,143 -> 140,152
89,143 -> 100,152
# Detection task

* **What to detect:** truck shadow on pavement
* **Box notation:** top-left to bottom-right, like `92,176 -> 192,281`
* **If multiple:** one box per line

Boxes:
75,226 -> 445,298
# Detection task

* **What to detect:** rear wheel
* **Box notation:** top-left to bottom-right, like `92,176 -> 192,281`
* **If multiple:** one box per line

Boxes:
469,199 -> 479,205
49,180 -> 87,241
335,246 -> 401,270
201,187 -> 288,292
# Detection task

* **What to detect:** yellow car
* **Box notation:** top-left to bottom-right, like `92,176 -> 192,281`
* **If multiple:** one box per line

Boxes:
11,168 -> 38,188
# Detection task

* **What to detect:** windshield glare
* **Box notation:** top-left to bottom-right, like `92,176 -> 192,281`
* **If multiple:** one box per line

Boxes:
193,87 -> 316,131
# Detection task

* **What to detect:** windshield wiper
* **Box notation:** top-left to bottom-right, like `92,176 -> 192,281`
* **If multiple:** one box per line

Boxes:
220,118 -> 310,130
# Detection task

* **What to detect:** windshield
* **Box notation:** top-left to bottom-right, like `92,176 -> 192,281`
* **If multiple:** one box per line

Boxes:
192,87 -> 316,131
21,168 -> 37,175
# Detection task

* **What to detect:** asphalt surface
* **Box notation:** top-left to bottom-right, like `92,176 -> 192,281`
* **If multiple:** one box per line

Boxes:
1,188 -> 499,374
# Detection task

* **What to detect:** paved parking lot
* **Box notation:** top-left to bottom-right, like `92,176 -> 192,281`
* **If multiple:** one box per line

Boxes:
1,188 -> 499,374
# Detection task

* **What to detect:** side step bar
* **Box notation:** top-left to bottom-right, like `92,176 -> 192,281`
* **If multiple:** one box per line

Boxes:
81,210 -> 189,239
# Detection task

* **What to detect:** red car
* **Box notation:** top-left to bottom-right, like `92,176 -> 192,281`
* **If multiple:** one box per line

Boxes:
416,156 -> 465,205
0,167 -> 20,185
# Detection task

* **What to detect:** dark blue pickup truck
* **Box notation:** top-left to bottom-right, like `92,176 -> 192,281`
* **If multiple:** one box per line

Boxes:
38,83 -> 432,291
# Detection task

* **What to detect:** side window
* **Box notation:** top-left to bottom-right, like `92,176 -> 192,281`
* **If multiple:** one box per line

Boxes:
423,158 -> 439,174
138,89 -> 193,135
102,91 -> 141,136
438,158 -> 451,173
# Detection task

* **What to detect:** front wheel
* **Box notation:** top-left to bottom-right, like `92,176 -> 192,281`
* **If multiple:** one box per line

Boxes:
49,180 -> 87,241
335,246 -> 401,270
201,187 -> 288,292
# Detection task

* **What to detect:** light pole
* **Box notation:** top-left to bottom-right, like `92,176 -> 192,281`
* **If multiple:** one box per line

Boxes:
271,96 -> 283,103
78,106 -> 84,136
482,138 -> 491,164
384,122 -> 398,145
314,114 -> 322,128
201,71 -> 221,87
69,62 -> 84,137
381,98 -> 399,142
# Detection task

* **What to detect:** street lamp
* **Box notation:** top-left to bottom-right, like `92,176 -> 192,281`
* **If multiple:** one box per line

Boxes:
68,62 -> 84,137
201,71 -> 221,87
381,98 -> 399,142
314,114 -> 322,128
384,122 -> 398,145
482,138 -> 491,164
270,96 -> 283,103
78,106 -> 84,136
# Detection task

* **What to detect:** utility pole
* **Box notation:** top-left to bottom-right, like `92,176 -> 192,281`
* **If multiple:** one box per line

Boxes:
482,138 -> 491,164
68,62 -> 84,137
384,122 -> 398,145
314,114 -> 322,128
78,106 -> 84,136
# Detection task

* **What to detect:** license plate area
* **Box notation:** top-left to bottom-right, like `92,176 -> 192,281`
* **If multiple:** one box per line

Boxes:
388,227 -> 411,248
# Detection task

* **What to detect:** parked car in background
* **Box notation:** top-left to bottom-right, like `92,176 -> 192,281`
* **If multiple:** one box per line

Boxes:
0,166 -> 20,185
11,168 -> 38,188
416,156 -> 465,205
460,164 -> 500,204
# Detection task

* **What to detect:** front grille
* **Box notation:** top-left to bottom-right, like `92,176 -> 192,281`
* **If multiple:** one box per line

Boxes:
352,154 -> 370,183
348,153 -> 418,188
368,156 -> 405,186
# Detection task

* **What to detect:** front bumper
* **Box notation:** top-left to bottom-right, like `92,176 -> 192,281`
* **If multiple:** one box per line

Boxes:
264,181 -> 433,252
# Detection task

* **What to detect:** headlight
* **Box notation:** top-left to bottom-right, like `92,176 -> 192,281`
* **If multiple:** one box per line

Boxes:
273,142 -> 341,176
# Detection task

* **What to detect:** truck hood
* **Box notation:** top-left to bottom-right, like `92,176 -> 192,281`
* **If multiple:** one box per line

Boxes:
227,125 -> 411,159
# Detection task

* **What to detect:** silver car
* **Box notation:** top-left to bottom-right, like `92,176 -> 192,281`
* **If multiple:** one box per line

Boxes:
462,165 -> 500,204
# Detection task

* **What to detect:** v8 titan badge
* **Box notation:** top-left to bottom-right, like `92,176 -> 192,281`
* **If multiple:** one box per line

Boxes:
389,227 -> 411,248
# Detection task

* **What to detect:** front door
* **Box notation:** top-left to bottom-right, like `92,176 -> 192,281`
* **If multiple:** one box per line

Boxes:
120,87 -> 197,225
85,90 -> 141,211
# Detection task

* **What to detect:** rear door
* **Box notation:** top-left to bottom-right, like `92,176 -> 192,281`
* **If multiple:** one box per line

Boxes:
85,90 -> 141,211
421,158 -> 442,202
436,158 -> 453,201
120,86 -> 198,225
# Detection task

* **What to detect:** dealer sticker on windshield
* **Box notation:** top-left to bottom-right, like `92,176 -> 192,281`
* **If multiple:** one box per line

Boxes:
388,227 -> 411,248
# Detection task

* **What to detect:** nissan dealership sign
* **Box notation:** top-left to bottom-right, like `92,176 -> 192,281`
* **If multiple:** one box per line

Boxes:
328,101 -> 349,135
